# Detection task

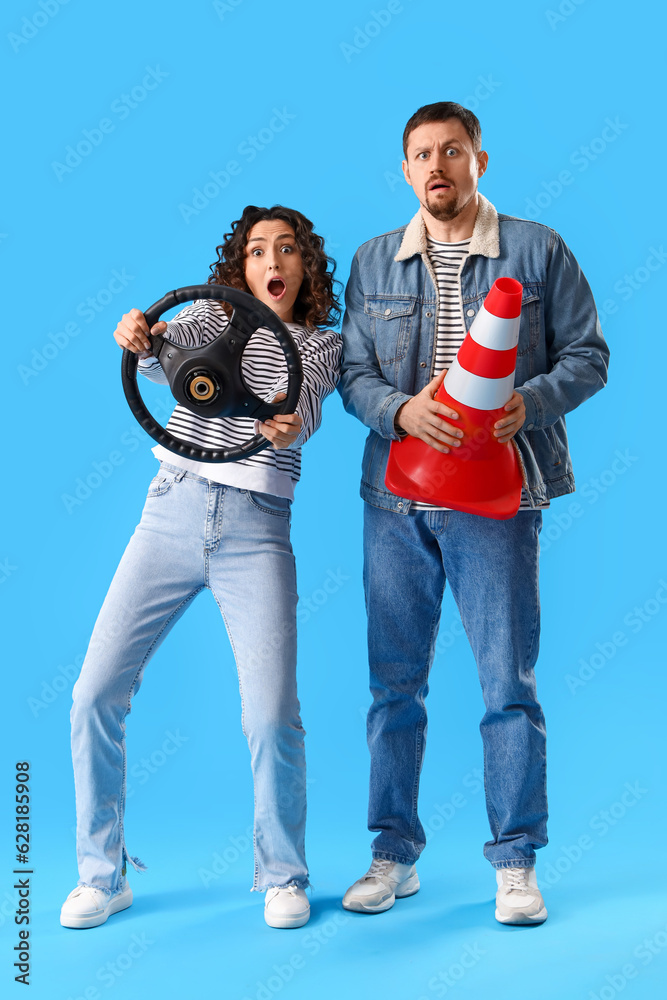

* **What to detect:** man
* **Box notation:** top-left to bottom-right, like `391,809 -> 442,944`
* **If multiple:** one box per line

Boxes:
337,102 -> 609,924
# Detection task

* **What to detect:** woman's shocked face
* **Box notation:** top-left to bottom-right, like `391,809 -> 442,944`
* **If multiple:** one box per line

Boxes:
243,220 -> 305,323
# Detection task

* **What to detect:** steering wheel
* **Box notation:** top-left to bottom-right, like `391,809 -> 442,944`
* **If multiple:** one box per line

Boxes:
121,284 -> 303,463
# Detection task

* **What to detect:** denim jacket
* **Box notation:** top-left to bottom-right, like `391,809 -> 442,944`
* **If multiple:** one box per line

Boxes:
338,194 -> 610,512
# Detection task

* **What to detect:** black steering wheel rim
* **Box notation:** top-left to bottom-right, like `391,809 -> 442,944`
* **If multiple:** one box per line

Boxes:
122,284 -> 303,463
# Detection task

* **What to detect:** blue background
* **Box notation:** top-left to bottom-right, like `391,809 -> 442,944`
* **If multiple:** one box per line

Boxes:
2,1 -> 666,998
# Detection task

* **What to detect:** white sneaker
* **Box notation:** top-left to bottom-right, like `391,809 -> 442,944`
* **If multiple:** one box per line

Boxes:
60,884 -> 133,929
264,884 -> 310,929
495,867 -> 547,924
342,858 -> 420,913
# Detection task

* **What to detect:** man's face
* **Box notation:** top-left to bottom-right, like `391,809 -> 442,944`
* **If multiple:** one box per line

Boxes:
402,118 -> 488,222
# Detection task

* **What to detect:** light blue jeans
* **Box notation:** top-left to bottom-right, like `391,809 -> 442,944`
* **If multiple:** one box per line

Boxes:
363,503 -> 548,869
70,462 -> 308,896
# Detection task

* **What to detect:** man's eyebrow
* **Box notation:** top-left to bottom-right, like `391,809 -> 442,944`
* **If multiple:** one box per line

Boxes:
412,138 -> 463,154
247,233 -> 296,243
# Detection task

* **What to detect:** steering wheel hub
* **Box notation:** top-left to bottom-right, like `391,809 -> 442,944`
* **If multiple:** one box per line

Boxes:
186,370 -> 219,404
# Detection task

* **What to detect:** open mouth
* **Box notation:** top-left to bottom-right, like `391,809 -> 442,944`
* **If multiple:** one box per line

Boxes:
429,181 -> 452,192
267,277 -> 286,300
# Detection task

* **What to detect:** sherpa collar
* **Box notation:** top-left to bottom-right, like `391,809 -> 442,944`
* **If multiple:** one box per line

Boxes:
394,192 -> 500,262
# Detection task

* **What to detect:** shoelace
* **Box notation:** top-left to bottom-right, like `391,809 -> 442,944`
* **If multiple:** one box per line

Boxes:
71,886 -> 97,898
365,858 -> 393,880
503,868 -> 530,893
266,883 -> 300,901
67,886 -> 108,904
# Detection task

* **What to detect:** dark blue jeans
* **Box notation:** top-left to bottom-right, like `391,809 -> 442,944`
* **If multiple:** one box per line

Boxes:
363,503 -> 548,869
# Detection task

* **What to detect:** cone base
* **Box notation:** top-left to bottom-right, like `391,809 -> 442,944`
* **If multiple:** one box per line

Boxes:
385,440 -> 523,521
385,459 -> 522,519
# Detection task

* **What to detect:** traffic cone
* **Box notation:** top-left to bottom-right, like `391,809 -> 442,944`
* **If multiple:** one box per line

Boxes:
385,277 -> 524,519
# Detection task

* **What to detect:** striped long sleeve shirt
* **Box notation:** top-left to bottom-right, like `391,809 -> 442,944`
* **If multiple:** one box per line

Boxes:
137,299 -> 342,499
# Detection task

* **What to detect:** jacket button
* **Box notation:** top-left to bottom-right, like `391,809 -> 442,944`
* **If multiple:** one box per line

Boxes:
466,309 -> 475,317
384,308 -> 392,315
420,362 -> 427,367
425,311 -> 432,317
526,423 -> 534,430
397,502 -> 404,509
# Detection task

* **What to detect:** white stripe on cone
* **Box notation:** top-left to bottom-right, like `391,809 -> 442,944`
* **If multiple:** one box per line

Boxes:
468,304 -> 520,350
444,357 -> 515,411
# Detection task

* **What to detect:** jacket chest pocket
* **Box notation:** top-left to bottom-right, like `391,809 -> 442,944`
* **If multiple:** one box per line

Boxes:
517,291 -> 541,357
365,296 -> 417,363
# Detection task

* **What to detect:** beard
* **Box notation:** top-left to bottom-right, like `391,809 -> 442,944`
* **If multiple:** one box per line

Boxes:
422,186 -> 472,222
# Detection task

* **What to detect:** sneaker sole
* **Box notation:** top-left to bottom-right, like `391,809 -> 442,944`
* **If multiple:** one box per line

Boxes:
342,873 -> 420,914
60,888 -> 133,929
495,905 -> 547,925
264,908 -> 310,929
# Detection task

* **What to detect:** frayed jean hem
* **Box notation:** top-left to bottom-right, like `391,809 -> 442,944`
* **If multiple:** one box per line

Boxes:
251,877 -> 310,893
371,851 -> 418,866
75,880 -> 123,897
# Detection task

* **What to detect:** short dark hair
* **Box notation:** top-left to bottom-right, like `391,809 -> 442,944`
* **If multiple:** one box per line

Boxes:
403,102 -> 482,158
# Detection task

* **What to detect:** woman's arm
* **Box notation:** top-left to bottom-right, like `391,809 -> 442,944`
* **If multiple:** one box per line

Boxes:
257,328 -> 343,450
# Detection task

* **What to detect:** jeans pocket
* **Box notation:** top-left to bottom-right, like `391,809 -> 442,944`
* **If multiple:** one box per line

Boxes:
244,489 -> 291,517
146,469 -> 178,498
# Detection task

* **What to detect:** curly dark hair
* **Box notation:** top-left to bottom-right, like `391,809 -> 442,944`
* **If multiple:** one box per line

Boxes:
207,205 -> 341,329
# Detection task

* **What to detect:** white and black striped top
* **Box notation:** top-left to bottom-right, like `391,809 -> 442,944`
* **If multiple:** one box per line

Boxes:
429,235 -> 471,376
410,235 -> 549,512
137,299 -> 342,499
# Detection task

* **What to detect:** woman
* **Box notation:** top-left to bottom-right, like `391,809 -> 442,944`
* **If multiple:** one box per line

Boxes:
60,205 -> 342,930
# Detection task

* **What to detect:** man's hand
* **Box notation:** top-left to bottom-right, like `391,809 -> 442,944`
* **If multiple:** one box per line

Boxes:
493,392 -> 526,443
257,392 -> 303,449
394,370 -> 463,453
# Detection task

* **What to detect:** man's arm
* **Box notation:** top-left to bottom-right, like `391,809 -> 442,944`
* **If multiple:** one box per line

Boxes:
515,232 -> 610,429
337,251 -> 412,440
338,251 -> 469,452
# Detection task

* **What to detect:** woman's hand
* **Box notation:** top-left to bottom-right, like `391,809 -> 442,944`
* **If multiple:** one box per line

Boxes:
113,308 -> 167,354
257,392 -> 303,449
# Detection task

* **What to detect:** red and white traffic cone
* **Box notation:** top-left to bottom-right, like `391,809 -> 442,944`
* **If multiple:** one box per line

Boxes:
385,277 -> 524,519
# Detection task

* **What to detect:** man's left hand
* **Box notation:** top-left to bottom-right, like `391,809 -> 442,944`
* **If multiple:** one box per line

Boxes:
257,392 -> 303,449
493,391 -> 526,443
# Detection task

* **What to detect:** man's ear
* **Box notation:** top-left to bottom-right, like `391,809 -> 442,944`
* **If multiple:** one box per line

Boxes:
401,160 -> 413,187
477,150 -> 489,179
